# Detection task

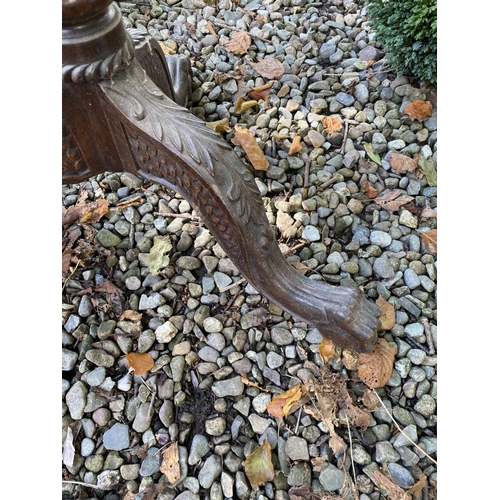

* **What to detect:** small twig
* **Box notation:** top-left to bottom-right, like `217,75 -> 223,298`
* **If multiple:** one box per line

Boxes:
153,212 -> 200,220
319,173 -> 343,190
294,406 -> 302,435
372,391 -> 437,465
420,317 -> 436,354
223,287 -> 245,312
405,335 -> 432,356
219,277 -> 247,293
340,121 -> 350,155
62,480 -> 101,490
304,160 -> 310,189
62,259 -> 82,292
129,222 -> 135,250
346,416 -> 356,485
212,19 -> 274,44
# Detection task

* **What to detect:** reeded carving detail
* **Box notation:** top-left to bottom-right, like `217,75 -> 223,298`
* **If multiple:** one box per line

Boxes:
62,118 -> 90,178
62,36 -> 135,83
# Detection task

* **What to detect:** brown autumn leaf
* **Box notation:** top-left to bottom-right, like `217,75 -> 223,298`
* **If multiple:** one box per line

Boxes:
311,455 -> 329,472
62,198 -> 109,227
250,57 -> 285,80
267,383 -> 305,419
421,206 -> 437,218
407,474 -> 428,497
389,152 -> 418,175
206,21 -> 218,38
288,135 -> 302,155
160,442 -> 181,484
322,115 -> 343,133
206,117 -> 232,133
241,372 -> 269,392
221,30 -> 251,55
339,404 -> 371,429
358,338 -> 397,389
374,190 -> 414,211
119,310 -> 143,322
403,99 -> 432,121
244,439 -> 274,488
376,295 -> 396,330
362,180 -> 379,198
318,339 -> 336,364
231,125 -> 269,171
290,260 -> 311,275
248,81 -> 274,100
126,352 -> 155,376
420,229 -> 437,254
234,97 -> 259,113
370,469 -> 411,500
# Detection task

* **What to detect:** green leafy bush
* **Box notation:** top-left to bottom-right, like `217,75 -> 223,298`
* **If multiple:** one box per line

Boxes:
367,0 -> 437,84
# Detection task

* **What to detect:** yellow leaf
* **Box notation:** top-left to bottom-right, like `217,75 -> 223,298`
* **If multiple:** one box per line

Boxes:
221,31 -> 251,55
231,125 -> 269,171
235,97 -> 258,113
375,296 -> 396,330
244,439 -> 274,488
146,236 -> 172,276
341,349 -> 359,370
126,352 -> 155,376
267,384 -> 305,419
160,442 -> 181,484
119,310 -> 143,322
288,135 -> 302,155
357,338 -> 397,389
318,339 -> 336,364
206,118 -> 232,133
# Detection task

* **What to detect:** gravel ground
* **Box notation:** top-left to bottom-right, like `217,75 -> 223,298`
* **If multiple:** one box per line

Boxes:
62,1 -> 437,499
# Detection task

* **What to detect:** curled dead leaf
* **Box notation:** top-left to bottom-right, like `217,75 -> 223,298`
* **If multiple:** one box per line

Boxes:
62,198 -> 109,227
250,57 -> 285,80
234,97 -> 259,113
267,383 -> 306,419
403,99 -> 432,121
322,115 -> 343,133
119,310 -> 143,322
318,339 -> 337,364
231,125 -> 269,171
374,190 -> 414,212
362,180 -> 379,198
126,352 -> 155,376
389,152 -> 418,175
288,135 -> 302,155
221,30 -> 251,55
341,349 -> 359,370
248,81 -> 274,100
420,228 -> 437,254
357,338 -> 396,389
244,439 -> 274,488
206,118 -> 232,133
376,295 -> 396,330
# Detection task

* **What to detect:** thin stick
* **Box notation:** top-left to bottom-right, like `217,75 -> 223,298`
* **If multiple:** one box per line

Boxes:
340,121 -> 350,155
219,277 -> 247,293
372,391 -> 437,465
62,259 -> 82,292
304,160 -> 310,189
62,480 -> 101,490
420,317 -> 436,354
153,212 -> 200,220
346,416 -> 357,485
319,173 -> 343,190
212,19 -> 274,44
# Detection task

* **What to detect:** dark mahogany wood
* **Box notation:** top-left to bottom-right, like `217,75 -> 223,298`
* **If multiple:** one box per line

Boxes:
62,0 -> 381,352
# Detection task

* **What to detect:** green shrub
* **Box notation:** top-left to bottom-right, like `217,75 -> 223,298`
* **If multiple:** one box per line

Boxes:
367,0 -> 437,84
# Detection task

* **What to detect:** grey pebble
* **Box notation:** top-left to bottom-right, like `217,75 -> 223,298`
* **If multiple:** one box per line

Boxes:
211,376 -> 244,397
375,441 -> 401,463
387,463 -> 415,488
319,464 -> 345,491
139,447 -> 162,476
87,366 -> 106,387
66,381 -> 88,420
103,423 -> 130,451
62,349 -> 78,371
285,436 -> 309,461
198,454 -> 222,489
414,394 -> 436,417
188,434 -> 211,465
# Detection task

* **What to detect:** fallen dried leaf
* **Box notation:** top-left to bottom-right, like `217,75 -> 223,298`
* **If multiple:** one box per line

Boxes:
234,97 -> 258,113
62,198 -> 109,227
290,260 -> 310,275
389,152 -> 418,174
288,135 -> 302,155
248,81 -> 274,100
160,442 -> 181,484
231,125 -> 269,171
403,99 -> 432,121
126,352 -> 155,376
119,310 -> 143,322
146,236 -> 172,276
376,296 -> 396,330
206,21 -> 218,38
374,190 -> 414,211
241,373 -> 269,392
62,426 -> 76,467
358,338 -> 397,389
362,180 -> 379,198
318,339 -> 337,364
407,473 -> 428,497
311,455 -> 329,472
221,30 -> 251,55
370,469 -> 411,500
267,383 -> 305,419
421,207 -> 437,218
206,118 -> 232,133
322,115 -> 343,133
244,439 -> 274,488
341,349 -> 359,370
250,57 -> 285,80
420,229 -> 437,254
95,279 -> 123,296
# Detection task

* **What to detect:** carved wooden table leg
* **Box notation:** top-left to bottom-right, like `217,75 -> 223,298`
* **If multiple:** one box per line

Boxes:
62,0 -> 380,352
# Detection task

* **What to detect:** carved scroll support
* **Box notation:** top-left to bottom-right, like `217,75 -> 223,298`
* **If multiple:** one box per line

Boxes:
62,0 -> 380,352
